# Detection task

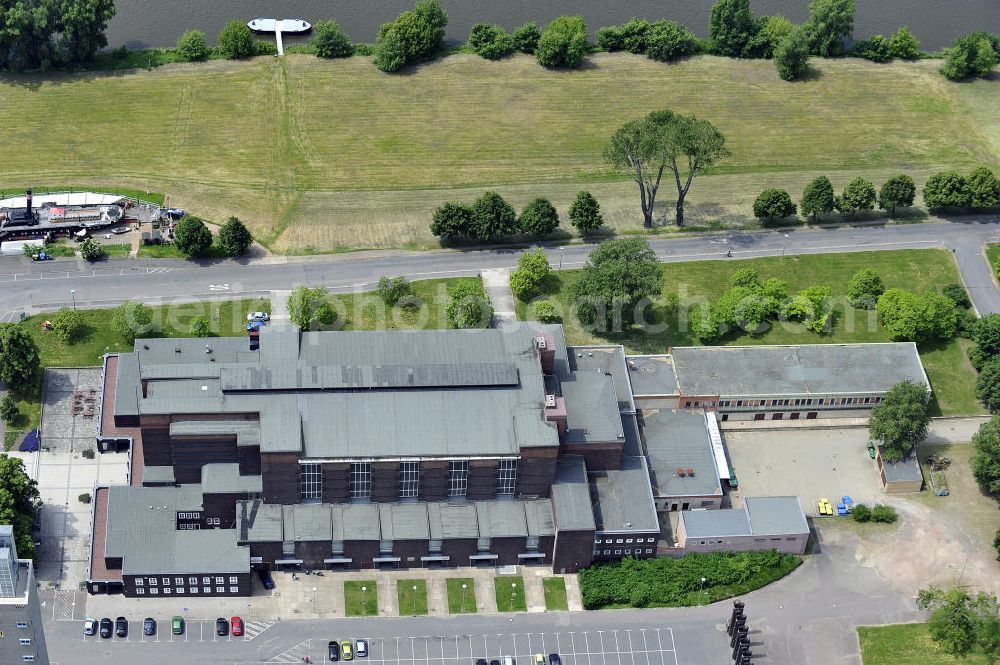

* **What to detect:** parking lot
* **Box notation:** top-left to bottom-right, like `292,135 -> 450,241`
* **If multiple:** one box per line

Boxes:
256,630 -> 678,665
79,617 -> 275,644
724,427 -> 882,515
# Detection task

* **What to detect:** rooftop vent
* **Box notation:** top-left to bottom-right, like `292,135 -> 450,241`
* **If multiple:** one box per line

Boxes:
675,467 -> 686,477
686,467 -> 695,476
142,344 -> 149,350
535,336 -> 547,350
544,394 -> 556,408
205,345 -> 212,354
174,347 -> 181,354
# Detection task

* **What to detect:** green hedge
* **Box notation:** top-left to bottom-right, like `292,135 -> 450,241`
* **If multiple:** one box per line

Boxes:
579,550 -> 801,609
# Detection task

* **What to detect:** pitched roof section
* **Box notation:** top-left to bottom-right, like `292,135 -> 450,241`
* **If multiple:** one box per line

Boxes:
671,343 -> 929,397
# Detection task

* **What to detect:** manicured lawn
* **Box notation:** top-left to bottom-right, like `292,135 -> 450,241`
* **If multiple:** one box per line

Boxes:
3,374 -> 42,451
517,249 -> 982,416
494,576 -> 527,613
446,578 -> 476,614
858,623 -> 989,665
101,243 -> 132,258
23,298 -> 270,367
986,243 -> 1000,276
332,277 -> 482,331
344,581 -> 377,617
542,577 -> 568,611
1,55 -> 995,252
396,580 -> 428,616
136,243 -> 226,259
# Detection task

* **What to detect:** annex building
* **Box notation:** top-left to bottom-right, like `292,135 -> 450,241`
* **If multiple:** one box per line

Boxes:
87,326 -> 929,598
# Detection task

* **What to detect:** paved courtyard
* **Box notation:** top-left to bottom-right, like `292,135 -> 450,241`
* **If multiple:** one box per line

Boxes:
724,428 -> 883,515
35,368 -> 129,586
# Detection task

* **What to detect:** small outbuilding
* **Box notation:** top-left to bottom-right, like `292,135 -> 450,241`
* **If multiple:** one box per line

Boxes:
677,496 -> 810,555
875,448 -> 924,493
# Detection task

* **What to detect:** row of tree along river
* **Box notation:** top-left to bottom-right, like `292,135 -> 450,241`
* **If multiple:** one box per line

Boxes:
109,0 -> 999,52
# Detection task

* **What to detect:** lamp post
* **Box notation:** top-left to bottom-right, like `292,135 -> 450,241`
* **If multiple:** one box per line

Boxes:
781,233 -> 789,257
461,583 -> 468,614
558,246 -> 565,271
361,585 -> 367,615
70,289 -> 77,310
699,577 -> 707,605
412,584 -> 418,615
510,582 -> 517,610
312,586 -> 317,614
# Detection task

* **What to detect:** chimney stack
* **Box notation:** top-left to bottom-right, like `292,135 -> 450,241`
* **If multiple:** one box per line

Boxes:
25,188 -> 32,219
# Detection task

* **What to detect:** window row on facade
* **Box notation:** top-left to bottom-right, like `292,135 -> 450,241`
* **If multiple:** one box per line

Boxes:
594,537 -> 657,545
686,395 -> 886,409
135,575 -> 239,585
135,586 -> 239,595
594,548 -> 655,556
299,459 -> 519,501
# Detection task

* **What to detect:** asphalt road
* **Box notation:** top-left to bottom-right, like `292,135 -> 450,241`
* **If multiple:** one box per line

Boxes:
2,218 -> 1000,321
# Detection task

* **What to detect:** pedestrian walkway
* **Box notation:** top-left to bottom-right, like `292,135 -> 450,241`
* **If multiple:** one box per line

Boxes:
83,567 -> 581,621
481,268 -> 516,327
269,289 -> 292,326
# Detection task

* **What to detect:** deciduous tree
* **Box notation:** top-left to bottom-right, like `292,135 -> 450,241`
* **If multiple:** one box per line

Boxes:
878,174 -> 916,216
977,358 -> 1000,413
917,587 -> 1000,663
377,276 -> 415,306
536,16 -> 588,68
446,280 -> 493,329
923,170 -> 971,208
971,417 -> 1000,498
570,238 -> 662,331
189,316 -> 210,337
800,176 -> 835,220
509,249 -> 551,301
287,286 -> 337,331
868,380 -> 930,462
942,32 -> 999,80
218,217 -> 253,257
645,19 -> 699,62
468,23 -> 515,60
217,20 -> 255,59
517,198 -> 560,237
52,307 -> 86,344
0,394 -> 19,423
173,216 -> 213,257
569,191 -> 604,236
708,0 -> 758,57
177,30 -> 209,61
0,454 -> 40,559
430,202 -> 473,239
753,188 -> 796,224
110,301 -> 155,344
512,22 -> 541,53
967,166 -> 1000,208
805,0 -> 856,56
312,20 -> 353,58
889,26 -> 920,59
79,237 -> 105,262
774,27 -> 811,80
836,177 -> 876,217
470,191 -> 517,240
846,268 -> 884,309
0,323 -> 40,389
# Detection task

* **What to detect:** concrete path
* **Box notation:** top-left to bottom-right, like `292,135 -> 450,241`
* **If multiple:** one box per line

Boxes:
269,289 -> 291,326
481,268 -> 516,327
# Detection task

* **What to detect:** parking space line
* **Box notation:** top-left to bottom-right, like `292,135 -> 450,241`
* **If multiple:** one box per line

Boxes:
666,629 -> 678,665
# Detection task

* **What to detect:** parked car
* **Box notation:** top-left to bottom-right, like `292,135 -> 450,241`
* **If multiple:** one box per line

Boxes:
356,639 -> 369,657
115,616 -> 128,638
111,226 -> 130,235
216,617 -> 229,636
258,568 -> 275,590
490,660 -> 500,665
533,655 -> 546,665
172,616 -> 184,636
328,641 -> 341,661
83,618 -> 97,636
31,251 -> 51,261
247,311 -> 270,322
143,618 -> 156,636
342,640 -> 354,660
476,659 -> 488,665
549,655 -> 562,665
99,617 -> 113,639
231,616 -> 243,636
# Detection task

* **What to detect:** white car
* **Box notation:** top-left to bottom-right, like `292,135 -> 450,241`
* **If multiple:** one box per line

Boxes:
247,312 -> 270,322
356,639 -> 368,658
83,618 -> 97,636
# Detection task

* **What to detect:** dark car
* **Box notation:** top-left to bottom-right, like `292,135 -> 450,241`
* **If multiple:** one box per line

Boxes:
476,660 -> 488,665
216,617 -> 229,636
549,655 -> 562,665
258,568 -> 275,590
143,618 -> 156,636
115,617 -> 128,638
99,617 -> 113,639
329,640 -> 340,661
490,660 -> 501,665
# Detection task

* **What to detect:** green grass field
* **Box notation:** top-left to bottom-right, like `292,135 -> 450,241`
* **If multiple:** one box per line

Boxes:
446,578 -> 476,614
494,576 -> 527,612
858,624 -> 989,665
542,577 -> 569,611
517,249 -> 982,415
344,581 -> 377,617
332,277 -> 481,331
396,580 -> 428,616
1,54 -> 996,252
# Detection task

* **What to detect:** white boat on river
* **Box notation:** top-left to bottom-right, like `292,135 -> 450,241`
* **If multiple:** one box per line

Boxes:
247,18 -> 312,34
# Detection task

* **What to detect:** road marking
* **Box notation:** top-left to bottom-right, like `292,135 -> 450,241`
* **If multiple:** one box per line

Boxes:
209,283 -> 231,291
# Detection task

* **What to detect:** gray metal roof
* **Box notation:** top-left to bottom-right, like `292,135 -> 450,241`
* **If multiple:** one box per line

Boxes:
284,504 -> 333,541
524,500 -> 556,536
560,371 -> 624,444
237,501 -> 282,543
201,464 -> 262,494
744,496 -> 810,536
475,501 -> 528,539
379,503 -> 430,540
681,508 -> 752,538
641,409 -> 722,499
671,343 -> 929,397
626,355 -> 679,396
879,451 -> 925,483
340,504 -> 380,540
114,327 -> 560,458
591,456 -> 660,534
551,457 -> 596,531
169,420 -> 261,447
105,485 -> 248,574
427,503 -> 479,539
566,346 -> 635,413
141,466 -> 175,484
